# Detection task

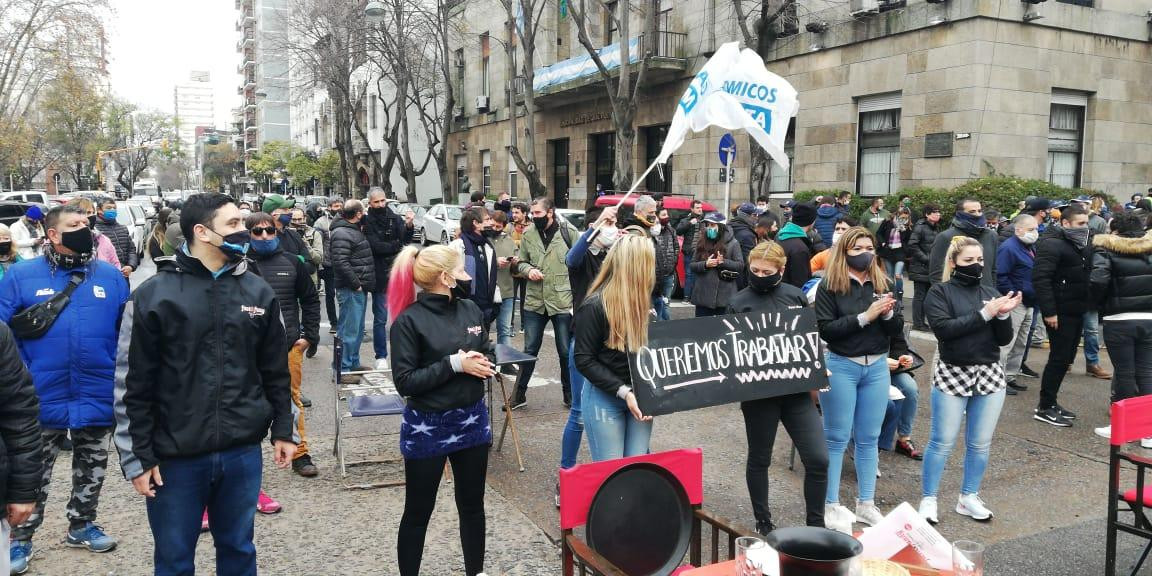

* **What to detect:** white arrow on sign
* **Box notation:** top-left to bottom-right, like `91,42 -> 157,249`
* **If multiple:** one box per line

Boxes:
665,373 -> 727,391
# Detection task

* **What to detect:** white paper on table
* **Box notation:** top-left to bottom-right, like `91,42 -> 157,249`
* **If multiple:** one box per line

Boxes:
857,502 -> 953,570
888,385 -> 905,401
746,544 -> 780,576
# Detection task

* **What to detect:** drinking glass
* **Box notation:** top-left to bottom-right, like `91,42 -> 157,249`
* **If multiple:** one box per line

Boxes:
952,540 -> 985,576
735,536 -> 767,576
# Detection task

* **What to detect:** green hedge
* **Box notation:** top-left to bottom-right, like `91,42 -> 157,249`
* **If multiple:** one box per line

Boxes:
794,176 -> 1116,220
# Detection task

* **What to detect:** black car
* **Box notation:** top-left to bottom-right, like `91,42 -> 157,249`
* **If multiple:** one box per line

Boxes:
0,201 -> 39,227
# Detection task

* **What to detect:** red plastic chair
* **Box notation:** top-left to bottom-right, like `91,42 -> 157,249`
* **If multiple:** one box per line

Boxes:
559,448 -> 755,576
1105,395 -> 1152,576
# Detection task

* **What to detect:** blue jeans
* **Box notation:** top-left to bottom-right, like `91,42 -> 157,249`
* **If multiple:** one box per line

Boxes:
560,339 -> 586,469
820,353 -> 889,503
146,443 -> 263,576
514,310 -> 572,402
884,259 -> 905,296
921,387 -> 1006,498
1083,311 -> 1100,365
337,288 -> 367,371
683,264 -> 695,301
879,371 -> 919,450
497,298 -> 516,347
652,275 -> 676,321
371,291 -> 388,360
583,382 -> 653,461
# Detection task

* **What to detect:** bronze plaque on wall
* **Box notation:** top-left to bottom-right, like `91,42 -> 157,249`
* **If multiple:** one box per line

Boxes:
924,132 -> 954,158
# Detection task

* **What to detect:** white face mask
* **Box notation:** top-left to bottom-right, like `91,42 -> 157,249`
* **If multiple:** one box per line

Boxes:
832,231 -> 844,246
591,225 -> 619,255
1020,230 -> 1039,245
650,222 -> 662,237
239,208 -> 252,218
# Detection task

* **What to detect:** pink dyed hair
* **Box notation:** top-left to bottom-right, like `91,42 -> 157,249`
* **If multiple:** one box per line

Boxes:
387,246 -> 421,322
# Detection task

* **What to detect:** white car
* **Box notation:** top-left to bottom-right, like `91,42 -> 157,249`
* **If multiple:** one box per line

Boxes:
0,191 -> 49,204
115,201 -> 149,259
420,204 -> 464,245
556,209 -> 586,231
124,196 -> 157,220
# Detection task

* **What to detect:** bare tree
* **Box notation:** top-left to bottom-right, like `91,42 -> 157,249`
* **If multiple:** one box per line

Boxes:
41,64 -> 106,189
102,101 -> 172,193
568,0 -> 658,193
1,112 -> 57,190
498,0 -> 551,200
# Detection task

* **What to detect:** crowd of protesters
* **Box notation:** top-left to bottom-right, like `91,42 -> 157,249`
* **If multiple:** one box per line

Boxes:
1,184 -> 1149,576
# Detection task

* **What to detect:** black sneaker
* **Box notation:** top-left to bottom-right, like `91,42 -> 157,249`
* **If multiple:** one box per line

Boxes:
1034,407 -> 1073,427
60,436 -> 74,451
1020,364 -> 1040,378
292,455 -> 319,478
300,396 -> 312,408
1007,379 -> 1028,391
503,398 -> 527,412
755,520 -> 776,536
1054,404 -> 1077,420
1005,386 -> 1018,396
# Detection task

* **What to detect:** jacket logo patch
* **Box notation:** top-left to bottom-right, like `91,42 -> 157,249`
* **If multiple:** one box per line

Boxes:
35,288 -> 55,297
241,305 -> 266,318
275,272 -> 290,276
467,325 -> 483,336
93,286 -> 106,298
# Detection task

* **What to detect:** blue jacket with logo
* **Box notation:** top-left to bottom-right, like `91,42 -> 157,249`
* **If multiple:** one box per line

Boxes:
995,235 -> 1036,307
0,256 -> 129,429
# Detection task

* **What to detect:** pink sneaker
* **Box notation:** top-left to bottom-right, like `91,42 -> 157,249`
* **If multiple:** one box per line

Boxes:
201,510 -> 210,532
256,490 -> 282,514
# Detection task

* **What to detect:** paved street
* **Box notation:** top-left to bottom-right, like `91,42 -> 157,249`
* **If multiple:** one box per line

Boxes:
20,258 -> 1144,575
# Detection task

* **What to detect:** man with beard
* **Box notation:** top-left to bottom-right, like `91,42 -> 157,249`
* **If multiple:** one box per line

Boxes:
362,188 -> 414,371
928,198 -> 999,289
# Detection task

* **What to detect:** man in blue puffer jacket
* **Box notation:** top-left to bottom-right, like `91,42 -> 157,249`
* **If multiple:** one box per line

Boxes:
0,205 -> 129,571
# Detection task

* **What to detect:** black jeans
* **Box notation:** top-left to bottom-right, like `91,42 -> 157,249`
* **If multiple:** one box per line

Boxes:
695,305 -> 726,317
741,393 -> 829,527
1104,319 -> 1152,402
398,444 -> 489,576
913,281 -> 931,327
319,267 -> 338,328
1039,313 -> 1085,409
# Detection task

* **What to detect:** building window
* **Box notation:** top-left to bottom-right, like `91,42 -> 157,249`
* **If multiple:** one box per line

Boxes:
456,154 -> 467,196
644,125 -> 671,194
313,119 -> 319,145
369,96 -> 377,130
768,125 -> 796,194
857,105 -> 901,197
604,1 -> 618,45
509,166 -> 518,198
455,48 -> 465,83
593,132 -> 615,192
1047,104 -> 1084,189
480,33 -> 491,97
1055,0 -> 1092,5
481,150 -> 492,197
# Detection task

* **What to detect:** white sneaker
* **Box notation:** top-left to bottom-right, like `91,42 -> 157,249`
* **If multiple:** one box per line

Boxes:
956,493 -> 993,521
1095,425 -> 1112,439
824,503 -> 856,534
918,497 -> 939,524
855,500 -> 885,527
374,358 -> 389,371
1142,438 -> 1152,449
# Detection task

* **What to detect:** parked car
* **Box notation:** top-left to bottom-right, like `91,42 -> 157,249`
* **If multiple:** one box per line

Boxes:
0,201 -> 35,227
556,208 -> 587,231
408,205 -> 429,243
116,201 -> 149,259
0,191 -> 50,204
124,196 -> 157,220
420,203 -> 464,245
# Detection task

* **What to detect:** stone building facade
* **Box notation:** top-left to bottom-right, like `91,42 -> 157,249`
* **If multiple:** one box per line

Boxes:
447,0 -> 1152,208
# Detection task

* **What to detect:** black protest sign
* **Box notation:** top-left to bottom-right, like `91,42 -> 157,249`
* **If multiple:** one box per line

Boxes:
629,307 -> 827,416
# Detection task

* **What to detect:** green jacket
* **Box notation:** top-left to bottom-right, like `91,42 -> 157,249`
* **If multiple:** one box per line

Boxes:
515,219 -> 578,315
492,231 -> 517,301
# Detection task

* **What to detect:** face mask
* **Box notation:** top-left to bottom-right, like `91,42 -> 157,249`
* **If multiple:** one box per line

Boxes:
846,252 -> 874,272
955,211 -> 987,230
650,222 -> 662,237
103,210 -> 117,221
748,272 -> 782,294
250,237 -> 280,255
1020,230 -> 1039,245
0,241 -> 12,254
482,228 -> 500,239
832,231 -> 844,246
591,225 -> 619,255
1064,227 -> 1090,247
952,263 -> 983,285
532,216 -> 550,230
239,208 -> 252,218
60,226 -> 94,255
705,227 -> 719,240
328,209 -> 340,218
277,214 -> 293,227
449,277 -> 471,300
87,215 -> 97,228
208,228 -> 251,262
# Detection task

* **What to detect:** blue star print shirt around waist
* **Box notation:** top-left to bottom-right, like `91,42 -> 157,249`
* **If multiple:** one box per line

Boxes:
399,397 -> 492,460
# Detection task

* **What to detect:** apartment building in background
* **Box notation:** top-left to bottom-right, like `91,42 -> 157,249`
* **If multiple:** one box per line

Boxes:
174,74 -> 216,153
447,0 -> 1152,209
237,0 -> 291,171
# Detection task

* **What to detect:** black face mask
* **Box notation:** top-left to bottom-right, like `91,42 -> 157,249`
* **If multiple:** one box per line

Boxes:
952,263 -> 983,286
208,228 -> 251,263
532,216 -> 550,231
87,215 -> 97,228
451,278 -> 472,300
748,272 -> 783,294
846,252 -> 875,272
0,241 -> 13,254
368,206 -> 388,217
60,226 -> 94,256
482,228 -> 501,239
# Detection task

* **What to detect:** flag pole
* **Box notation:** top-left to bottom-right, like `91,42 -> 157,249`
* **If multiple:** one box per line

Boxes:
612,158 -> 662,208
723,148 -> 734,218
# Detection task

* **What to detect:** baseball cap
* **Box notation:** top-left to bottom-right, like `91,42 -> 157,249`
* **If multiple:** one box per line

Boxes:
703,212 -> 727,224
1024,197 -> 1051,213
737,202 -> 758,216
262,194 -> 295,213
780,200 -> 797,209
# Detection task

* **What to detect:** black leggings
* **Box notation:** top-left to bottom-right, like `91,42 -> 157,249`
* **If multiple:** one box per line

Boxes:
398,444 -> 489,576
741,393 -> 829,527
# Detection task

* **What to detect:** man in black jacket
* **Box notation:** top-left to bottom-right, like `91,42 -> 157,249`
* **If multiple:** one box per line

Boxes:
114,193 -> 295,574
95,198 -> 139,278
676,200 -> 704,300
929,198 -> 999,289
0,322 -> 42,576
330,199 -> 376,379
1031,204 -> 1093,427
776,202 -> 819,289
363,187 -> 413,370
263,193 -> 319,277
907,203 -> 942,330
247,212 -> 322,477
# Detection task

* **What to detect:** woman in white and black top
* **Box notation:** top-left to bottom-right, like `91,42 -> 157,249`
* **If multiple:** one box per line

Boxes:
920,236 -> 1020,525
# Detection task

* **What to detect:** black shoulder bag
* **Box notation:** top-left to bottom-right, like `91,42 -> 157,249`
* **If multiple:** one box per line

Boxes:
10,273 -> 85,340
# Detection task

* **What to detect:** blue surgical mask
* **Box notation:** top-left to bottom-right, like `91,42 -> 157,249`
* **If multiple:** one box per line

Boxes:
250,237 -> 280,255
706,228 -> 719,240
103,210 -> 117,221
278,213 -> 293,226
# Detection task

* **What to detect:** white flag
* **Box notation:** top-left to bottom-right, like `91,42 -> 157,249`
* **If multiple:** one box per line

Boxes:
655,42 -> 799,169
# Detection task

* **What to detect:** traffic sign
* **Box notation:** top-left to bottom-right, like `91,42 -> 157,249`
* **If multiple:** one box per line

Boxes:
718,133 -> 736,166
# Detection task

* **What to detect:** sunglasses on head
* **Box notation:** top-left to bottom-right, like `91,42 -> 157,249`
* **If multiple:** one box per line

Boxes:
250,226 -> 277,236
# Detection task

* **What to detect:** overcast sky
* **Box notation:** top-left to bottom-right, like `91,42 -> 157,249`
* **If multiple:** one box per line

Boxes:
105,0 -> 240,128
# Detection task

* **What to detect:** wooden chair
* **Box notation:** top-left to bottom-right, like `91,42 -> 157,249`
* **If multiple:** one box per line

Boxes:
1105,395 -> 1152,576
560,448 -> 756,576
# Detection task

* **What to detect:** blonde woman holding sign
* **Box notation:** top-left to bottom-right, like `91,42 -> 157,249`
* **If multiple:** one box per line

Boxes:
573,235 -> 656,461
727,241 -> 829,536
